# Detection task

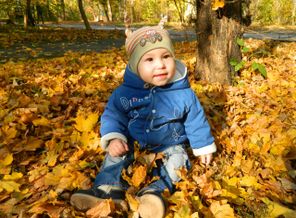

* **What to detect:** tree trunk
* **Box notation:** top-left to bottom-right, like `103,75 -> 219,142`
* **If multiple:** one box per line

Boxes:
107,0 -> 113,22
195,0 -> 242,85
24,0 -> 35,29
119,0 -> 126,21
36,4 -> 44,24
61,0 -> 66,20
173,0 -> 184,23
77,0 -> 91,30
99,0 -> 110,21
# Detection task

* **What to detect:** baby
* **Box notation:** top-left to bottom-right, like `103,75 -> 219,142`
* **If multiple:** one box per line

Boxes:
70,21 -> 217,218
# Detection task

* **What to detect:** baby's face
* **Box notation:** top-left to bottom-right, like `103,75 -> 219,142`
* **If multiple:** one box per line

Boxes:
137,48 -> 176,87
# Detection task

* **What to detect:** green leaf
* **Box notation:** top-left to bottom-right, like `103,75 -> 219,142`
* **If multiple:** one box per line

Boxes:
234,61 -> 245,72
242,47 -> 250,53
236,38 -> 245,47
252,62 -> 259,70
229,58 -> 238,66
252,62 -> 267,78
258,64 -> 267,78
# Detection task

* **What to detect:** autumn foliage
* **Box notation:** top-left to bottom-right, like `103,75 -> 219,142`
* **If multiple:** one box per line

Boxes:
0,35 -> 295,217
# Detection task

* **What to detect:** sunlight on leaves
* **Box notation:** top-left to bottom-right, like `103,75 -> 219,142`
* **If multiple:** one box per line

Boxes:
262,198 -> 296,218
209,200 -> 235,218
0,38 -> 295,217
74,111 -> 99,132
86,199 -> 115,218
131,165 -> 147,188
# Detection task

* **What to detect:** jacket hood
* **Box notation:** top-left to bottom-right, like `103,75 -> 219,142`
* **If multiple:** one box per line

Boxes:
123,59 -> 189,90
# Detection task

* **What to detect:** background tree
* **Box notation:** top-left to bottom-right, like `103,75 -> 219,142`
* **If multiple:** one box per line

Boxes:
195,0 -> 244,85
171,0 -> 186,23
24,0 -> 36,29
60,0 -> 66,20
77,0 -> 91,29
0,0 -> 17,24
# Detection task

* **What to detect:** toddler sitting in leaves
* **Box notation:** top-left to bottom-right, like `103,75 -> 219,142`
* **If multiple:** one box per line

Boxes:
70,19 -> 217,218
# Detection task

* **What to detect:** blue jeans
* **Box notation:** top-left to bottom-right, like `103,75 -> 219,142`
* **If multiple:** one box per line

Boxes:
94,145 -> 191,194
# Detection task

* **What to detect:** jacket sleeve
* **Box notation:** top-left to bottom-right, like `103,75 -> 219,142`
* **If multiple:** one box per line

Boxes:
184,91 -> 217,156
100,90 -> 129,150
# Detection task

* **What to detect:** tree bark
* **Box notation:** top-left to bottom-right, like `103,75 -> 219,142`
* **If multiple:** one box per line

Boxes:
195,0 -> 242,85
24,0 -> 35,29
77,0 -> 91,30
36,3 -> 44,24
173,0 -> 184,23
107,0 -> 113,21
61,0 -> 66,20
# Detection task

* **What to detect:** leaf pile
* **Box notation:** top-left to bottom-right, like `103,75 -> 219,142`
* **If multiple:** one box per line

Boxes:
0,27 -> 124,48
0,40 -> 295,217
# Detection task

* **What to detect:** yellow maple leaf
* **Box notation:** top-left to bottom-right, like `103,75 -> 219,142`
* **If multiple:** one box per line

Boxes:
79,131 -> 100,150
126,193 -> 139,212
169,190 -> 188,205
2,125 -> 17,140
32,117 -> 50,126
174,204 -> 193,218
86,199 -> 115,217
46,150 -> 59,167
24,138 -> 44,151
0,153 -> 13,166
74,112 -> 98,132
131,165 -> 147,187
210,200 -> 235,218
262,198 -> 296,218
220,189 -> 245,205
239,176 -> 262,189
287,128 -> 296,140
3,172 -> 23,180
0,180 -> 21,193
48,190 -> 58,200
212,0 -> 225,11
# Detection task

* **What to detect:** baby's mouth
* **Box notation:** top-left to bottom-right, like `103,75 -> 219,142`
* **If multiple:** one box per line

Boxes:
153,73 -> 168,78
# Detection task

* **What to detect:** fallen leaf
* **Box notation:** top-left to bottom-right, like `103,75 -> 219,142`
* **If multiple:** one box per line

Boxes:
74,111 -> 98,132
86,199 -> 115,218
131,165 -> 147,187
209,200 -> 235,218
262,198 -> 296,218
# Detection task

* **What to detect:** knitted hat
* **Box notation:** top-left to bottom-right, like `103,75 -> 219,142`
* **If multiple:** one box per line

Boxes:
125,20 -> 174,74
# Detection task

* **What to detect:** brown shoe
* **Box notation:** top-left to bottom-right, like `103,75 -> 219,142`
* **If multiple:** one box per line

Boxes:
70,185 -> 126,211
137,192 -> 165,218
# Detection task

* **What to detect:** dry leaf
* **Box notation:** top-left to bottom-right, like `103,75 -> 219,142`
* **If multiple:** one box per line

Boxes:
131,165 -> 147,187
86,199 -> 115,218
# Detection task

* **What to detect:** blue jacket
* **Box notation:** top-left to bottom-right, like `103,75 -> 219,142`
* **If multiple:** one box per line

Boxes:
100,60 -> 216,155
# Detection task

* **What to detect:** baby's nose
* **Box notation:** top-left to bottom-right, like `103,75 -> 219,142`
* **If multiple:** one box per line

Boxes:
155,59 -> 165,68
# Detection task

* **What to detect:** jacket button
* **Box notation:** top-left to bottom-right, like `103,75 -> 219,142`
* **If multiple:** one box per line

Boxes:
152,109 -> 156,113
146,129 -> 150,133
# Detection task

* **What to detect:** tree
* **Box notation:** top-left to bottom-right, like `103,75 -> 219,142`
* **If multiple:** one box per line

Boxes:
36,3 -> 44,24
195,0 -> 243,85
24,0 -> 36,29
99,0 -> 113,22
171,0 -> 186,23
60,0 -> 66,20
77,0 -> 91,29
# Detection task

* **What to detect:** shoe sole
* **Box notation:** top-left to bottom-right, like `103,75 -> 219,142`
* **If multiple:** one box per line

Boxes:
70,192 -> 127,211
137,194 -> 165,218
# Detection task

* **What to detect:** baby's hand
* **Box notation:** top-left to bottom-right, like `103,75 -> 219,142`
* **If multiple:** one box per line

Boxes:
199,153 -> 213,166
108,138 -> 129,157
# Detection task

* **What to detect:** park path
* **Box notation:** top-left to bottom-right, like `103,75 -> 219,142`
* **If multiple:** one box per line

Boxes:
1,23 -> 295,63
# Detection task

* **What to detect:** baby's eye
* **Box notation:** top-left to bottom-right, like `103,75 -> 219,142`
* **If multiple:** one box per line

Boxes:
163,54 -> 172,59
145,58 -> 153,62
